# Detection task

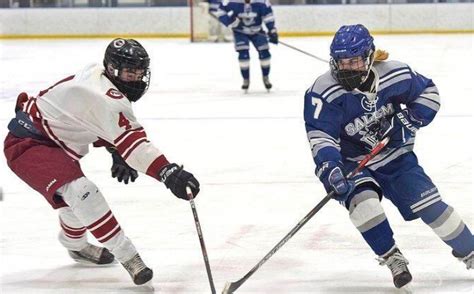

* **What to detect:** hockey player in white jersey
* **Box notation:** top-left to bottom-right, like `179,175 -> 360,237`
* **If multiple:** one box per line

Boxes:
4,38 -> 200,286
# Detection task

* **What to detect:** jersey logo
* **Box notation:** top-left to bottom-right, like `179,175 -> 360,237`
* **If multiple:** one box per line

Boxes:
361,94 -> 378,112
46,178 -> 57,192
344,103 -> 395,136
240,5 -> 257,26
106,89 -> 124,99
113,39 -> 126,48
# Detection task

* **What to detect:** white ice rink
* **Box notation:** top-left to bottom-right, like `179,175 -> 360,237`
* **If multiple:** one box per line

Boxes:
0,35 -> 472,293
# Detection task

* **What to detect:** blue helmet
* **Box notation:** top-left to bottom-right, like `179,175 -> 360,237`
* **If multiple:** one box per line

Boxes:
329,24 -> 375,90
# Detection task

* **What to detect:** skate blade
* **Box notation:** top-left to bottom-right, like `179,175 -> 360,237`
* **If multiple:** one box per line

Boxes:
140,281 -> 155,291
398,282 -> 413,294
71,258 -> 117,267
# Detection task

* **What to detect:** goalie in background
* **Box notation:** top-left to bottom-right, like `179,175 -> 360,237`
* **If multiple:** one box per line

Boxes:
304,24 -> 473,289
214,0 -> 278,92
208,0 -> 232,42
3,38 -> 200,286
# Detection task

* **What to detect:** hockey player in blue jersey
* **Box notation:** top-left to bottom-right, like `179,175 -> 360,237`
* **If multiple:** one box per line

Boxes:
304,24 -> 473,289
214,0 -> 278,91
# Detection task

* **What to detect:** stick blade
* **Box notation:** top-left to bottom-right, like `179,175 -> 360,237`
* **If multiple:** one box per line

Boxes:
222,281 -> 239,294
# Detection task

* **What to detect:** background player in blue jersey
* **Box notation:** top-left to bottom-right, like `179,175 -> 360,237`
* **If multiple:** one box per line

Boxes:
214,0 -> 278,91
304,24 -> 473,289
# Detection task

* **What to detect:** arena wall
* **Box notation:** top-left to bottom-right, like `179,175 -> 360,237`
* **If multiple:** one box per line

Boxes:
0,3 -> 472,38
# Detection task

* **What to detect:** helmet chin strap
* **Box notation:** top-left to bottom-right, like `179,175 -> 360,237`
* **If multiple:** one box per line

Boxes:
354,69 -> 379,102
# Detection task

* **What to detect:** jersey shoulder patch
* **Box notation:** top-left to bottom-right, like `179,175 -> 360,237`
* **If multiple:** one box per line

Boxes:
106,88 -> 124,99
307,71 -> 347,103
375,60 -> 413,91
375,60 -> 410,79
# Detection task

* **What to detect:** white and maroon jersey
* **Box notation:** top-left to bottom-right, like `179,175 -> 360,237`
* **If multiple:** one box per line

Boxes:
22,63 -> 169,180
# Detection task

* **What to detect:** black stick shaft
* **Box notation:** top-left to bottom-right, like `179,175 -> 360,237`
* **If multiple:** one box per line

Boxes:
223,137 -> 389,293
226,192 -> 334,293
187,189 -> 216,294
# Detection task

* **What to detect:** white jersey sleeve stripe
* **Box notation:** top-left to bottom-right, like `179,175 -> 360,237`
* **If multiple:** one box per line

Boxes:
116,130 -> 147,155
122,138 -> 148,160
114,127 -> 144,145
412,96 -> 440,111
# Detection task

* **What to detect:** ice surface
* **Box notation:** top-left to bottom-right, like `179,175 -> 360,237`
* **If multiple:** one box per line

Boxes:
0,35 -> 472,293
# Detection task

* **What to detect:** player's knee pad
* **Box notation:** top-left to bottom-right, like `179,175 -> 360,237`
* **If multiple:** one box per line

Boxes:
258,49 -> 271,60
354,177 -> 382,196
258,50 -> 271,68
238,50 -> 250,69
345,180 -> 381,207
58,206 -> 85,228
348,188 -> 387,233
238,50 -> 250,61
57,177 -> 109,225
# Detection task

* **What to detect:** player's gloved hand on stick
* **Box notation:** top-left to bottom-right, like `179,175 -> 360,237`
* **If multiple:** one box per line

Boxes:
268,29 -> 278,44
375,109 -> 422,148
317,161 -> 355,202
110,150 -> 138,184
159,163 -> 200,200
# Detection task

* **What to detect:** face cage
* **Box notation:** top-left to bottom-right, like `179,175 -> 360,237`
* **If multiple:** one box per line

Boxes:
330,53 -> 373,91
110,67 -> 151,102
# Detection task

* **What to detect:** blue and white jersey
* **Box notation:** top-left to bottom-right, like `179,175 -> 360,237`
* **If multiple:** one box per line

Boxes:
304,60 -> 440,171
215,0 -> 276,35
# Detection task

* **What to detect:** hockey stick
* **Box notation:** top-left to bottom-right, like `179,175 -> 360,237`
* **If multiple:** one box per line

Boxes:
221,137 -> 389,294
229,28 -> 329,64
186,187 -> 217,294
277,40 -> 329,63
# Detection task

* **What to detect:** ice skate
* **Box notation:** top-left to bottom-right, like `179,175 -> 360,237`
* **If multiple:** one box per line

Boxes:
121,253 -> 153,285
242,79 -> 250,93
68,243 -> 115,265
453,250 -> 473,269
263,76 -> 272,92
378,248 -> 412,288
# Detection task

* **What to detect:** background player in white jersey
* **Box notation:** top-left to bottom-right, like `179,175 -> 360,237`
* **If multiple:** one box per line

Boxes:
4,38 -> 200,286
304,24 -> 473,289
215,0 -> 278,91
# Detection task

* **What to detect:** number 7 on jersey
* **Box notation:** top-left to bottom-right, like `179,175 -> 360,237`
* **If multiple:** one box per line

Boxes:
312,97 -> 323,119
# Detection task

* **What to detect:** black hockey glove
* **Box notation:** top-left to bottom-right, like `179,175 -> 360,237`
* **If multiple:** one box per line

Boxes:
374,110 -> 423,149
268,29 -> 278,44
109,149 -> 138,184
158,163 -> 200,200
